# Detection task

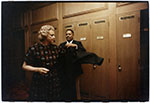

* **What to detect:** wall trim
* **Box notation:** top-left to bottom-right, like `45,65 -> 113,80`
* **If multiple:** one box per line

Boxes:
31,18 -> 58,26
63,4 -> 108,19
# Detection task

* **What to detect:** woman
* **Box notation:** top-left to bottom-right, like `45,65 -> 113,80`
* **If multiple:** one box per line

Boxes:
22,25 -> 65,101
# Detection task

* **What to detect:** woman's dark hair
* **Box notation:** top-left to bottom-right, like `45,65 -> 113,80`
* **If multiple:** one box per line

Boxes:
66,29 -> 74,34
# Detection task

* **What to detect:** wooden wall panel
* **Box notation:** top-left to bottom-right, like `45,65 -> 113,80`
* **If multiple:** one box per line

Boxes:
32,3 -> 58,24
23,12 -> 28,26
116,11 -> 140,100
63,2 -> 108,18
76,20 -> 92,51
116,2 -> 148,14
107,3 -> 117,100
75,19 -> 93,96
116,2 -> 131,7
90,17 -> 109,99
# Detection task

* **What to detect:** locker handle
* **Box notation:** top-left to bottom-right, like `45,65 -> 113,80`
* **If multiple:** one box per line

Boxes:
118,64 -> 122,71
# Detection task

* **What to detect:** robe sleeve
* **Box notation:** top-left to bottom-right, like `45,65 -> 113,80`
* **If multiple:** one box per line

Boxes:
73,51 -> 104,66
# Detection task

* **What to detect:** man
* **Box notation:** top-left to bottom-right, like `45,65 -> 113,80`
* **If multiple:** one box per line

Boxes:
59,29 -> 104,100
59,29 -> 85,100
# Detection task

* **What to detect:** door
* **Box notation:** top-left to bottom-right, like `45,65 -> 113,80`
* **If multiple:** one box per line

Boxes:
76,20 -> 92,51
116,11 -> 140,100
76,20 -> 93,98
90,17 -> 109,99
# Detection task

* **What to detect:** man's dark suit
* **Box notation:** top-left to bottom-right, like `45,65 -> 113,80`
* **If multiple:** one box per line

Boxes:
59,40 -> 104,100
59,40 -> 86,100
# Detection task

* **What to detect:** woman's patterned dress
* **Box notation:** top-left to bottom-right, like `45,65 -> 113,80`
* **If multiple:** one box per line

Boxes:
24,43 -> 65,101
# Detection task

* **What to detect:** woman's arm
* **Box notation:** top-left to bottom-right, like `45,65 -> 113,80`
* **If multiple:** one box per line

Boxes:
22,61 -> 49,74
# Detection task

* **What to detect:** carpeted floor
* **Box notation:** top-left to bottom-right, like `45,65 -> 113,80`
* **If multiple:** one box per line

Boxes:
4,81 -> 91,101
5,81 -> 29,101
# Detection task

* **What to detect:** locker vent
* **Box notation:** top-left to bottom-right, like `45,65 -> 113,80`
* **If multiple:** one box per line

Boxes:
65,25 -> 73,28
78,22 -> 88,26
94,20 -> 105,24
120,15 -> 135,20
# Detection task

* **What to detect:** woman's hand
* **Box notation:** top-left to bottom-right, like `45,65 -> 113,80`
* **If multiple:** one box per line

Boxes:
22,62 -> 49,74
36,67 -> 49,74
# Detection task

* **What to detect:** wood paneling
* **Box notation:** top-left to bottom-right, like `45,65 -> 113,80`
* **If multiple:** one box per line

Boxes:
108,3 -> 117,99
116,2 -> 131,7
74,19 -> 94,98
76,20 -> 92,51
57,3 -> 64,44
23,12 -> 28,26
90,17 -> 109,99
116,11 -> 140,100
116,2 -> 148,14
63,2 -> 108,18
32,3 -> 58,25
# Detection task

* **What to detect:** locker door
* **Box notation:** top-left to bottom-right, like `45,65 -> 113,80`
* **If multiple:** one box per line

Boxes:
116,12 -> 140,100
90,17 -> 109,99
76,21 -> 92,51
76,20 -> 93,97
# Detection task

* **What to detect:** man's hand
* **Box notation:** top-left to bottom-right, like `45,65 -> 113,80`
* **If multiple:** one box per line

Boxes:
65,43 -> 77,48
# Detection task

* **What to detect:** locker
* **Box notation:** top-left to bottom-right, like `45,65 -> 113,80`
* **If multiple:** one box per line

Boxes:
76,20 -> 92,51
76,19 -> 93,97
90,17 -> 109,99
116,11 -> 140,100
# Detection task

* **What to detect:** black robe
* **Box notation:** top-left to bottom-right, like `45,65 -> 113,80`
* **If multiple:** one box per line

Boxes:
59,40 -> 104,100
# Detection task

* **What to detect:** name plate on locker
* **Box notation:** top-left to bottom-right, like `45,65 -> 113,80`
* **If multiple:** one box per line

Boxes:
80,37 -> 86,41
123,33 -> 132,38
96,36 -> 104,40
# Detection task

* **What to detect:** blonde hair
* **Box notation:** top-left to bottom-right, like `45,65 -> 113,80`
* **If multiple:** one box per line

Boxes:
38,25 -> 55,42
